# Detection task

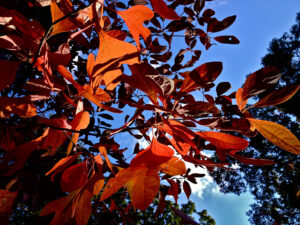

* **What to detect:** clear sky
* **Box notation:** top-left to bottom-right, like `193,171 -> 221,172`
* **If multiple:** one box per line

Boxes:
176,1 -> 300,224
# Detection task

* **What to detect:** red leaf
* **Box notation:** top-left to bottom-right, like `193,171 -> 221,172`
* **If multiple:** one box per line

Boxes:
242,67 -> 281,101
207,15 -> 236,33
0,60 -> 21,91
60,161 -> 89,192
189,62 -> 223,87
253,84 -> 300,108
0,190 -> 17,225
230,153 -> 276,166
214,35 -> 240,44
150,0 -> 180,20
183,181 -> 191,200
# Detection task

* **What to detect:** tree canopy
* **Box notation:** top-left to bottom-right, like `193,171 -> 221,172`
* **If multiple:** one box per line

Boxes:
0,1 -> 299,225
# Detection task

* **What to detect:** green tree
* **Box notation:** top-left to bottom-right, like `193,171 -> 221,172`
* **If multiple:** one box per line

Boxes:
211,13 -> 300,225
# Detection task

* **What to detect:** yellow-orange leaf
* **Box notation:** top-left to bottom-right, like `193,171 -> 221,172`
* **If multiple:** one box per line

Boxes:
100,167 -> 135,201
126,167 -> 160,211
50,0 -> 77,36
92,29 -> 139,90
248,118 -> 300,155
117,5 -> 153,50
160,157 -> 186,176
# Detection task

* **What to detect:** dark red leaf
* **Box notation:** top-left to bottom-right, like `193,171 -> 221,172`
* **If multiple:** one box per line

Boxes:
214,35 -> 240,44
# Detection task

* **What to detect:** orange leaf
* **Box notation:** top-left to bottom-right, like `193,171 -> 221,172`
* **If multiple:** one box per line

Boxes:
46,153 -> 80,181
98,146 -> 115,174
158,119 -> 201,154
130,137 -> 174,169
117,5 -> 153,50
160,157 -> 186,176
100,167 -> 135,201
92,29 -> 139,90
50,0 -> 77,36
67,111 -> 90,155
60,161 -> 89,192
74,189 -> 92,225
125,166 -> 160,211
200,131 -> 249,150
253,84 -> 300,108
179,71 -> 199,94
57,66 -> 121,112
236,88 -> 247,110
247,118 -> 300,155
150,0 -> 180,20
0,60 -> 21,91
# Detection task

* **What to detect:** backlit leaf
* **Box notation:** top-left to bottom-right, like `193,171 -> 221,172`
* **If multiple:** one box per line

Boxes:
242,67 -> 281,101
117,5 -> 153,50
200,131 -> 249,150
92,29 -> 139,90
67,111 -> 90,155
247,118 -> 300,155
126,166 -> 160,210
130,137 -> 174,169
189,62 -> 223,87
50,0 -> 77,36
253,85 -> 300,108
160,157 -> 186,176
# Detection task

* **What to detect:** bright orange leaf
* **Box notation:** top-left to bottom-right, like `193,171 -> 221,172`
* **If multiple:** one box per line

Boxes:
50,0 -> 77,36
117,5 -> 154,50
67,110 -> 90,155
92,29 -> 139,90
126,166 -> 160,210
130,137 -> 174,169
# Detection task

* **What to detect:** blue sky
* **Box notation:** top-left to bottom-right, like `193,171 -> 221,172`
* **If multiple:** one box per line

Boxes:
169,1 -> 300,224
